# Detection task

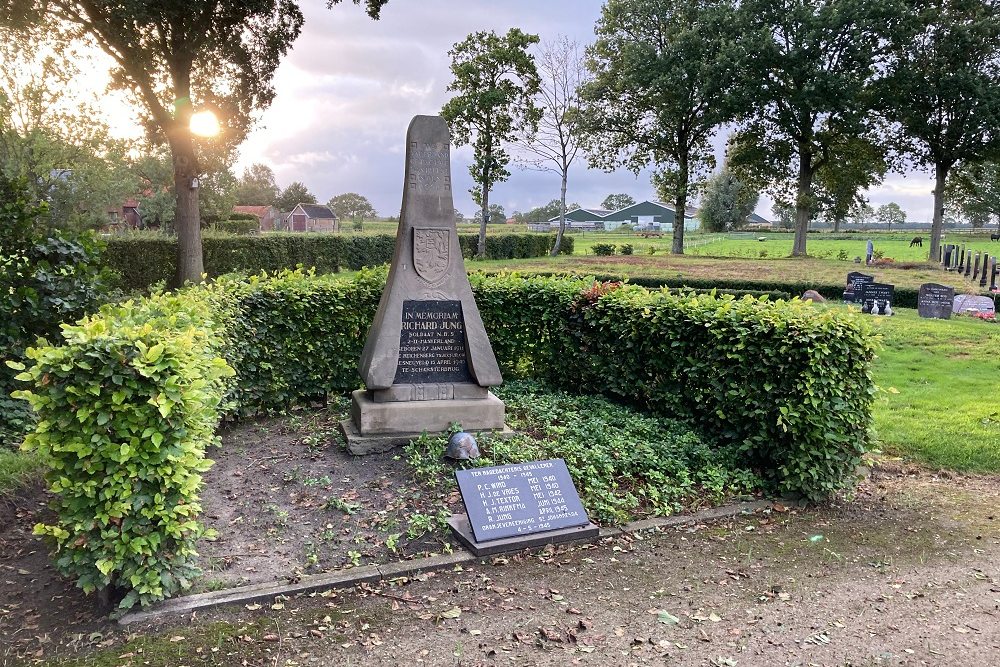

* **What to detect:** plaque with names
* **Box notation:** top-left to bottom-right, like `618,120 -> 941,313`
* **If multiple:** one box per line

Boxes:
393,300 -> 472,385
455,459 -> 592,543
917,283 -> 954,319
843,272 -> 874,303
858,282 -> 894,309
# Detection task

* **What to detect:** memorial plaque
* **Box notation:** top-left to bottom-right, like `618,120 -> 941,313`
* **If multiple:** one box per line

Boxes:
843,272 -> 874,303
455,459 -> 592,543
859,282 -> 894,310
952,294 -> 996,315
917,283 -> 954,319
393,299 -> 472,384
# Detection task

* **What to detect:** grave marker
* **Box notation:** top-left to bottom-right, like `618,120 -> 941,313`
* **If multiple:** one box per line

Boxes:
917,283 -> 954,319
341,115 -> 507,453
448,459 -> 598,556
843,272 -> 874,303
952,294 -> 996,315
858,282 -> 894,314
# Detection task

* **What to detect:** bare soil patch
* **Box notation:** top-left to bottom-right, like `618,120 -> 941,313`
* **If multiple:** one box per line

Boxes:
4,462 -> 1000,666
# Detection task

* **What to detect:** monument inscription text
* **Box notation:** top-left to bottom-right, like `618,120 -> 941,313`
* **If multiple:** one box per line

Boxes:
393,299 -> 471,384
408,141 -> 450,195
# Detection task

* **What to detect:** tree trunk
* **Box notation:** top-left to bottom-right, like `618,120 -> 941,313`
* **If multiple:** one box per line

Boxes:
792,147 -> 813,257
170,130 -> 204,286
929,163 -> 947,262
671,159 -> 688,255
833,216 -> 841,233
551,168 -> 568,256
478,193 -> 488,260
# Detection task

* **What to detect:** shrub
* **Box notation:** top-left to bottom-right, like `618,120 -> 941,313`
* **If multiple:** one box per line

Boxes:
12,269 -> 876,608
0,181 -> 112,448
12,290 -> 234,610
619,243 -> 634,255
213,219 -> 258,235
592,243 -> 616,256
470,273 -> 877,500
103,233 -> 571,291
405,380 -> 761,524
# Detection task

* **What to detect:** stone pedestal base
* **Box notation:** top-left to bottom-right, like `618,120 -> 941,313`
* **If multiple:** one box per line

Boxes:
342,389 -> 508,455
447,514 -> 600,557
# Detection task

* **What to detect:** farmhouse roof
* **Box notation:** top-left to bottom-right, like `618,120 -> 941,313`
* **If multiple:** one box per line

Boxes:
297,204 -> 337,219
233,205 -> 273,217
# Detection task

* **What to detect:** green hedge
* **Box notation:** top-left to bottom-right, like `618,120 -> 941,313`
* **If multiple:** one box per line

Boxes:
488,271 -> 1000,310
13,269 -> 875,608
103,233 -> 572,291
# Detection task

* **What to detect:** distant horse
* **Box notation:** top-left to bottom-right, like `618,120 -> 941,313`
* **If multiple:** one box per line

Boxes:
909,236 -> 923,247
991,233 -> 1000,242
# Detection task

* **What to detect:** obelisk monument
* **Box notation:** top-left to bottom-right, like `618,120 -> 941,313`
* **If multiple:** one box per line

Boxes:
342,115 -> 506,453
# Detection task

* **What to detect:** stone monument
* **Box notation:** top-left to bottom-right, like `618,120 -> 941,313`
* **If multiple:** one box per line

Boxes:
341,115 -> 507,454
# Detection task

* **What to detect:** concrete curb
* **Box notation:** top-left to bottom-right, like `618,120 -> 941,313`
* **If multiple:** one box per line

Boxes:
119,499 -> 772,625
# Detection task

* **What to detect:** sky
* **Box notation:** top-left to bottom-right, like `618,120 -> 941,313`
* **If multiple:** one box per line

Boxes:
99,0 -> 939,221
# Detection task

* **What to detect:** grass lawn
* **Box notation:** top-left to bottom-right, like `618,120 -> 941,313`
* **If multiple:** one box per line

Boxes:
465,253 -> 988,291
0,448 -> 41,496
868,309 -> 1000,471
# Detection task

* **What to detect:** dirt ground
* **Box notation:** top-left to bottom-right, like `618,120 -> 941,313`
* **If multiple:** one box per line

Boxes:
3,459 -> 999,666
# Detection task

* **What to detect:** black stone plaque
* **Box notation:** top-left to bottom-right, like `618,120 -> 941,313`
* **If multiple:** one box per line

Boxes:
843,272 -> 874,303
917,283 -> 954,319
858,282 -> 894,311
455,459 -> 591,543
393,299 -> 472,384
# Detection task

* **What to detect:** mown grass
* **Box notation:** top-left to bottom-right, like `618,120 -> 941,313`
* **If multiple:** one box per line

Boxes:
868,309 -> 1000,471
465,253 -> 980,291
0,447 -> 42,496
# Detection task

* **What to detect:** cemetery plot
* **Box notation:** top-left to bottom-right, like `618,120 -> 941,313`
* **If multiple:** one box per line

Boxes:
917,283 -> 954,319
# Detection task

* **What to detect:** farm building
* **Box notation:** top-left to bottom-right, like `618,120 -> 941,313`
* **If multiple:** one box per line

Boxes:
284,204 -> 339,233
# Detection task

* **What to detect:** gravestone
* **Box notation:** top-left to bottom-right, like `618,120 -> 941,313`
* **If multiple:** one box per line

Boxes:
981,255 -> 992,288
917,283 -> 954,319
952,294 -> 996,315
965,250 -> 973,277
341,115 -> 507,453
843,272 -> 874,303
991,257 -> 999,291
448,459 -> 598,557
859,282 -> 894,314
973,252 -> 981,280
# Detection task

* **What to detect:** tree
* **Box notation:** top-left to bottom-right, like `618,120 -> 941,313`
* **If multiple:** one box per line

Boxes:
328,192 -> 377,231
519,199 -> 582,223
814,136 -> 888,232
947,162 -> 1000,230
236,163 -> 279,206
0,25 -> 133,230
882,0 -> 1000,260
487,203 -> 506,224
698,166 -> 759,232
851,202 -> 876,228
577,0 -> 743,254
516,36 -> 587,255
875,202 -> 906,230
6,1 -> 388,284
730,0 -> 885,256
772,201 -> 795,229
442,28 -> 541,258
601,193 -> 635,211
275,182 -> 317,212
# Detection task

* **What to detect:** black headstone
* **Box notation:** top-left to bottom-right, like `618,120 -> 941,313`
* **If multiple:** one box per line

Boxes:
859,282 -> 894,313
843,272 -> 875,303
991,258 -> 998,291
981,256 -> 991,288
455,459 -> 591,543
973,252 -> 981,280
917,283 -> 954,319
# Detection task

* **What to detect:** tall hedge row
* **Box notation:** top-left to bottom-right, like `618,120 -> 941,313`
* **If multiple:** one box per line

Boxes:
103,233 -> 572,290
13,270 -> 876,609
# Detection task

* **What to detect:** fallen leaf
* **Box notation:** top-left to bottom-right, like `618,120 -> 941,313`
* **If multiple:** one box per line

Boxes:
657,611 -> 680,625
438,606 -> 462,619
245,603 -> 262,611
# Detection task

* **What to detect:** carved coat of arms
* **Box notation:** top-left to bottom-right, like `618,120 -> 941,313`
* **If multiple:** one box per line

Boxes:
413,228 -> 450,283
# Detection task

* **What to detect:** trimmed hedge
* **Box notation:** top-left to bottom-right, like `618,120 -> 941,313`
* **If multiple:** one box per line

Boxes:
103,233 -> 572,291
13,270 -> 876,608
487,271 -> 1000,310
